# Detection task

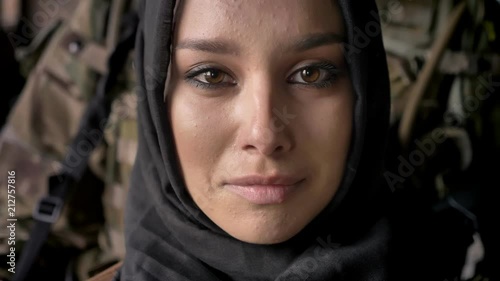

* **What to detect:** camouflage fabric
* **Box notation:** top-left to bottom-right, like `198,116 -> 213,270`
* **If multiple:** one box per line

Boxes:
1,0 -> 497,280
376,0 -> 446,124
3,0 -> 80,77
379,0 -> 500,280
0,0 -> 138,280
74,53 -> 138,281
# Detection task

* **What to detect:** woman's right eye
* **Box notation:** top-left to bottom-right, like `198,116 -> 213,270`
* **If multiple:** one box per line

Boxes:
186,68 -> 237,89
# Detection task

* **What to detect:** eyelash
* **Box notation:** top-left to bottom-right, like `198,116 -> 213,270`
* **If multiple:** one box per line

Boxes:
185,65 -> 236,90
288,61 -> 341,89
184,61 -> 341,90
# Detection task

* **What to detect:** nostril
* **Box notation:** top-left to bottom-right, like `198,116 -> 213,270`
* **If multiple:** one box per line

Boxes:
275,146 -> 284,153
242,142 -> 284,155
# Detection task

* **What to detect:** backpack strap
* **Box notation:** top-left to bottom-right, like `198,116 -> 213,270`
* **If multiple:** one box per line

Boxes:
399,1 -> 467,148
12,12 -> 138,281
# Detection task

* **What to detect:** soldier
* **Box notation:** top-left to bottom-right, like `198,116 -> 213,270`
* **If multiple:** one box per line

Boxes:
0,0 -> 138,280
2,0 -> 499,280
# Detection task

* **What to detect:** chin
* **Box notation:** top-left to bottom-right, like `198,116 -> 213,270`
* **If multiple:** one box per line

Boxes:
250,234 -> 296,245
222,212 -> 307,245
234,230 -> 298,245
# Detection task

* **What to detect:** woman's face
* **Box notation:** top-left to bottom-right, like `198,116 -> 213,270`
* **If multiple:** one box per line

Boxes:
168,0 -> 353,244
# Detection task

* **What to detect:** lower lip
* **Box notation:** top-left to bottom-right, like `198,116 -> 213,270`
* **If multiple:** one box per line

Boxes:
224,180 -> 304,205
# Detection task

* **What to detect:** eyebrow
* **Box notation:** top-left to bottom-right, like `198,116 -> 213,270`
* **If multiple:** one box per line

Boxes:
175,39 -> 240,55
175,32 -> 345,55
290,32 -> 345,52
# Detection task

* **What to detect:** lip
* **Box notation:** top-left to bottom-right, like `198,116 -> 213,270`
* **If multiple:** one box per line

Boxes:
224,175 -> 305,204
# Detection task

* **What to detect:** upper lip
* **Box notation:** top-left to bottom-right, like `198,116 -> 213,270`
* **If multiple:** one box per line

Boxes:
225,174 -> 304,186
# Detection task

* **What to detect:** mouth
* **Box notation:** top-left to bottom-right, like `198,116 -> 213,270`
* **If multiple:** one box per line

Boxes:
223,175 -> 305,205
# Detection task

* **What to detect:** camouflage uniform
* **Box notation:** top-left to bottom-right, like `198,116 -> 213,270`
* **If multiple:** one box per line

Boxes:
74,51 -> 138,281
2,0 -> 499,280
379,0 -> 500,280
0,0 -> 137,279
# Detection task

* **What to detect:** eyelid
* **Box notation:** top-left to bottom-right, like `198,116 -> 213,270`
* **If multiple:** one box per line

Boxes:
184,64 -> 237,89
287,61 -> 341,82
288,61 -> 340,76
185,63 -> 235,79
185,63 -> 225,77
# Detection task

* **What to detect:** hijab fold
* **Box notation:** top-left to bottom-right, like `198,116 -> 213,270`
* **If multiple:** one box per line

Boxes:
120,0 -> 392,280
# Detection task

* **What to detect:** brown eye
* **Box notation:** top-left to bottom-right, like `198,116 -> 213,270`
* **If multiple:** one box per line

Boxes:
300,67 -> 321,83
188,67 -> 237,89
287,62 -> 339,88
204,70 -> 225,84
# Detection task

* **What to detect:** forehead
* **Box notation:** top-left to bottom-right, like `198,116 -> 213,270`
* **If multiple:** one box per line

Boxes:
174,0 -> 345,48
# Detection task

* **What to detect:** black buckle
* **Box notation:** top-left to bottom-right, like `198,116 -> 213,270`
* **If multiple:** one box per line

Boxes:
33,196 -> 63,224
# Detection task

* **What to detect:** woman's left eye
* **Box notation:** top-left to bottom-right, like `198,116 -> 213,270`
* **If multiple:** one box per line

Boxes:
287,63 -> 339,88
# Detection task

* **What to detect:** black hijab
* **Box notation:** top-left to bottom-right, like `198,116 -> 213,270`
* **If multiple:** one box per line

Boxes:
119,0 -> 392,280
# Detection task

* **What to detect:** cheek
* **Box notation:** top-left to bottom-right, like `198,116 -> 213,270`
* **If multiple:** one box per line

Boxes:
301,93 -> 352,152
296,84 -> 354,179
169,88 -> 234,186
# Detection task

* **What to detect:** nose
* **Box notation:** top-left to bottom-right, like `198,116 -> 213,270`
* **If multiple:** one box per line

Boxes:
238,77 -> 294,156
